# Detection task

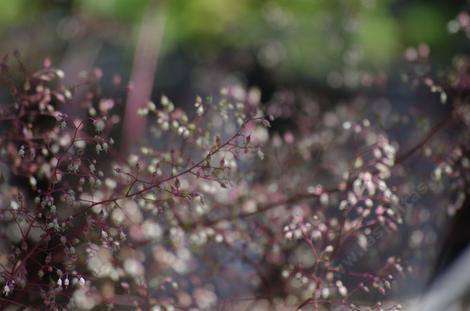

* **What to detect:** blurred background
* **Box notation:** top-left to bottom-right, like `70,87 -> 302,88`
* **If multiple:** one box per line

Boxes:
0,0 -> 468,102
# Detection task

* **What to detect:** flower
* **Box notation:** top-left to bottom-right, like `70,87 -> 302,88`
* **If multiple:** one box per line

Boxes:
3,285 -> 10,296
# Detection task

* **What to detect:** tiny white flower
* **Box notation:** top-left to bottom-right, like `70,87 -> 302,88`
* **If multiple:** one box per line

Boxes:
56,69 -> 65,79
339,286 -> 348,297
320,193 -> 329,205
101,230 -> 108,238
18,146 -> 25,157
324,245 -> 334,253
3,285 -> 10,296
94,119 -> 105,133
197,105 -> 204,116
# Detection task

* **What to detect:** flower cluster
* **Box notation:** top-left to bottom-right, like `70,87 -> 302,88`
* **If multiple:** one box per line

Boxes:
0,50 -> 468,311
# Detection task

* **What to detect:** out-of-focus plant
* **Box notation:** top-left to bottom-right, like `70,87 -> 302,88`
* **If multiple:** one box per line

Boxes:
0,38 -> 469,311
0,53 -> 265,310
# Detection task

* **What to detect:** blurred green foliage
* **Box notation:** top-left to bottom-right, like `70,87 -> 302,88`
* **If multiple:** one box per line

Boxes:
80,0 -> 150,23
0,0 -> 463,79
0,0 -> 38,26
